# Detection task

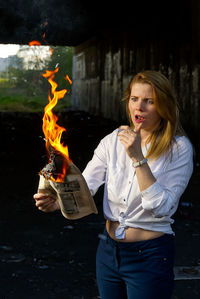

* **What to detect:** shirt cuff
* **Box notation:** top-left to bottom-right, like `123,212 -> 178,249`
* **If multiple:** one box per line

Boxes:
141,181 -> 164,211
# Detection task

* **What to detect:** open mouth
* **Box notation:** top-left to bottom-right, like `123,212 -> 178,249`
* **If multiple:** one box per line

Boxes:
135,114 -> 145,122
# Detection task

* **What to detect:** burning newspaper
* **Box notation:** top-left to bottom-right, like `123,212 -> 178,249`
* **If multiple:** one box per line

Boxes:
38,68 -> 97,219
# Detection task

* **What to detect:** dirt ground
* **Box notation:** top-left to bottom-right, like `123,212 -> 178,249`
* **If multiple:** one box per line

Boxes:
0,111 -> 200,299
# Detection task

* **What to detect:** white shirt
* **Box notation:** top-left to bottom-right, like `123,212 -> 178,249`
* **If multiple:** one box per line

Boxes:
82,128 -> 193,239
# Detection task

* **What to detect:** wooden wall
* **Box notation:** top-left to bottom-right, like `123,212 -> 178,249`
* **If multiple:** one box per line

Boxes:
72,33 -> 200,134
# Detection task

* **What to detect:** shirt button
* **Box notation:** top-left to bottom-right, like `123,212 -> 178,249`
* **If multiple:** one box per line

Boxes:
123,199 -> 126,202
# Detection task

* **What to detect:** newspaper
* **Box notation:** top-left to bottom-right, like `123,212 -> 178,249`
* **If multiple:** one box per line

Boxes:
38,162 -> 98,220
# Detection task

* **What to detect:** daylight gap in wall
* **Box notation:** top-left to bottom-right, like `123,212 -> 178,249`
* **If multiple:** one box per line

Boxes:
0,44 -> 72,112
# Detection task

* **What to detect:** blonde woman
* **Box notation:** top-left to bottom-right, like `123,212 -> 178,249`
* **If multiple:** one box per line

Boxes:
34,71 -> 193,299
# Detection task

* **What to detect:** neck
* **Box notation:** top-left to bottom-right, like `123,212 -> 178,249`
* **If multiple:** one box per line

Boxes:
140,129 -> 152,147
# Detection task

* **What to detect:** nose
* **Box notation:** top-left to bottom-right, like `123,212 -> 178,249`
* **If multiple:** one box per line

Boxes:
135,99 -> 144,110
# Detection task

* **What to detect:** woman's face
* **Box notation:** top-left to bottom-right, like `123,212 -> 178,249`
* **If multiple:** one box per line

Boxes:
128,83 -> 161,133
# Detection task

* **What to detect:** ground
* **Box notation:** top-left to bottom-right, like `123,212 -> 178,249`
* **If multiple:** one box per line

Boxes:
0,111 -> 199,299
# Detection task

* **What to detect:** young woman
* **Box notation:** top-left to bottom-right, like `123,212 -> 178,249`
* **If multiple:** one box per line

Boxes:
34,70 -> 193,299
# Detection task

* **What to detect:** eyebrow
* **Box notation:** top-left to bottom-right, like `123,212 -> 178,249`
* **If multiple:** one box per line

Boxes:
130,95 -> 153,99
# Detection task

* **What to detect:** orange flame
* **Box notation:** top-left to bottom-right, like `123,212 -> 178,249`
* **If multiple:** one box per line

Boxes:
29,40 -> 41,46
42,67 -> 72,182
65,75 -> 72,85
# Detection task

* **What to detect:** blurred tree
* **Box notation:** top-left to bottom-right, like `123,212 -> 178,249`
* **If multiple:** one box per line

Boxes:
46,46 -> 72,89
7,45 -> 72,94
0,45 -> 73,112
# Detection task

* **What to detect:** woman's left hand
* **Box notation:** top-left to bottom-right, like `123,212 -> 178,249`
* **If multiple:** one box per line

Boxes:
117,124 -> 144,162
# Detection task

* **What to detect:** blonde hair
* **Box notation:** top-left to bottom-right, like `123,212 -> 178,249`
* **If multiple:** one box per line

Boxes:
122,70 -> 185,161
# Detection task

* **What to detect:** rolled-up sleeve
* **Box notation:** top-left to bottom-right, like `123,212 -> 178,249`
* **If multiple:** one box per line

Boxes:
82,139 -> 107,196
141,137 -> 193,218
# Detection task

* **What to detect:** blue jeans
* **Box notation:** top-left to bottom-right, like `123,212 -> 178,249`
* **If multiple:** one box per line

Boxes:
96,229 -> 175,299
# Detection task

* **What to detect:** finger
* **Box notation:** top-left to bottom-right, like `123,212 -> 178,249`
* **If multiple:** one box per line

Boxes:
118,139 -> 128,149
38,202 -> 55,212
118,133 -> 131,142
119,125 -> 130,130
118,130 -> 135,139
40,200 -> 59,213
128,128 -> 136,135
34,193 -> 57,201
119,137 -> 129,145
118,125 -> 131,134
37,202 -> 54,212
135,123 -> 143,133
33,193 -> 48,200
119,127 -> 135,136
36,197 -> 56,205
35,200 -> 48,209
38,204 -> 52,213
119,134 -> 134,147
35,198 -> 55,208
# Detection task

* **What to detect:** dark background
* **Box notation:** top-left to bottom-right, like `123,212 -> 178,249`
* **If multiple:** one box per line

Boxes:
0,111 -> 199,299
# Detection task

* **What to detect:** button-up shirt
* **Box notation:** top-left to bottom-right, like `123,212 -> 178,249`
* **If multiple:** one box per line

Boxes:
82,128 -> 193,239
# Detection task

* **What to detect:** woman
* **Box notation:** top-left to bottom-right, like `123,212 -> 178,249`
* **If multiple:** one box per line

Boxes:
34,70 -> 193,299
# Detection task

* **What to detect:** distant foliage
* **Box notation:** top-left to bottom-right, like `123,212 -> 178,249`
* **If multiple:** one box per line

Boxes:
46,46 -> 73,89
0,46 -> 73,112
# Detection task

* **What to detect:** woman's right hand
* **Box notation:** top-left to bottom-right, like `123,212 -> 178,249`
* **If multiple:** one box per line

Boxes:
33,193 -> 60,213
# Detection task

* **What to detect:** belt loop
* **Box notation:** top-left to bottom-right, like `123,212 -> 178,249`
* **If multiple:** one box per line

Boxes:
98,233 -> 107,242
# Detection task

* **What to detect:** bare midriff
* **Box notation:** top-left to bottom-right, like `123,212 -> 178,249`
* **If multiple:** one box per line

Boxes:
106,220 -> 164,243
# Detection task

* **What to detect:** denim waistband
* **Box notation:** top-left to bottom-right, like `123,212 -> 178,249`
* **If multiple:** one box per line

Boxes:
99,227 -> 174,250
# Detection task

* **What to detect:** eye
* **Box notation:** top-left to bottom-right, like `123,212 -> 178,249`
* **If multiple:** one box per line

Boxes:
147,99 -> 154,105
130,97 -> 137,102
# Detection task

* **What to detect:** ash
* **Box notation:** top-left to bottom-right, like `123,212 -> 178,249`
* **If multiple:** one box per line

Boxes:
40,152 -> 57,180
41,147 -> 67,181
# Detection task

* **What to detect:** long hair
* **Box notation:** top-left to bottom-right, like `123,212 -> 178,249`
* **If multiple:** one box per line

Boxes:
122,70 -> 185,161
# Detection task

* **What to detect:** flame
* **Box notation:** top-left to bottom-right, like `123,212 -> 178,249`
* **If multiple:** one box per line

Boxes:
29,40 -> 41,46
42,67 -> 72,182
65,75 -> 72,85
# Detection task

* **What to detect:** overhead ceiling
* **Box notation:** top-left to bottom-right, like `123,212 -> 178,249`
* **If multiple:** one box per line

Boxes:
0,0 -> 193,46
